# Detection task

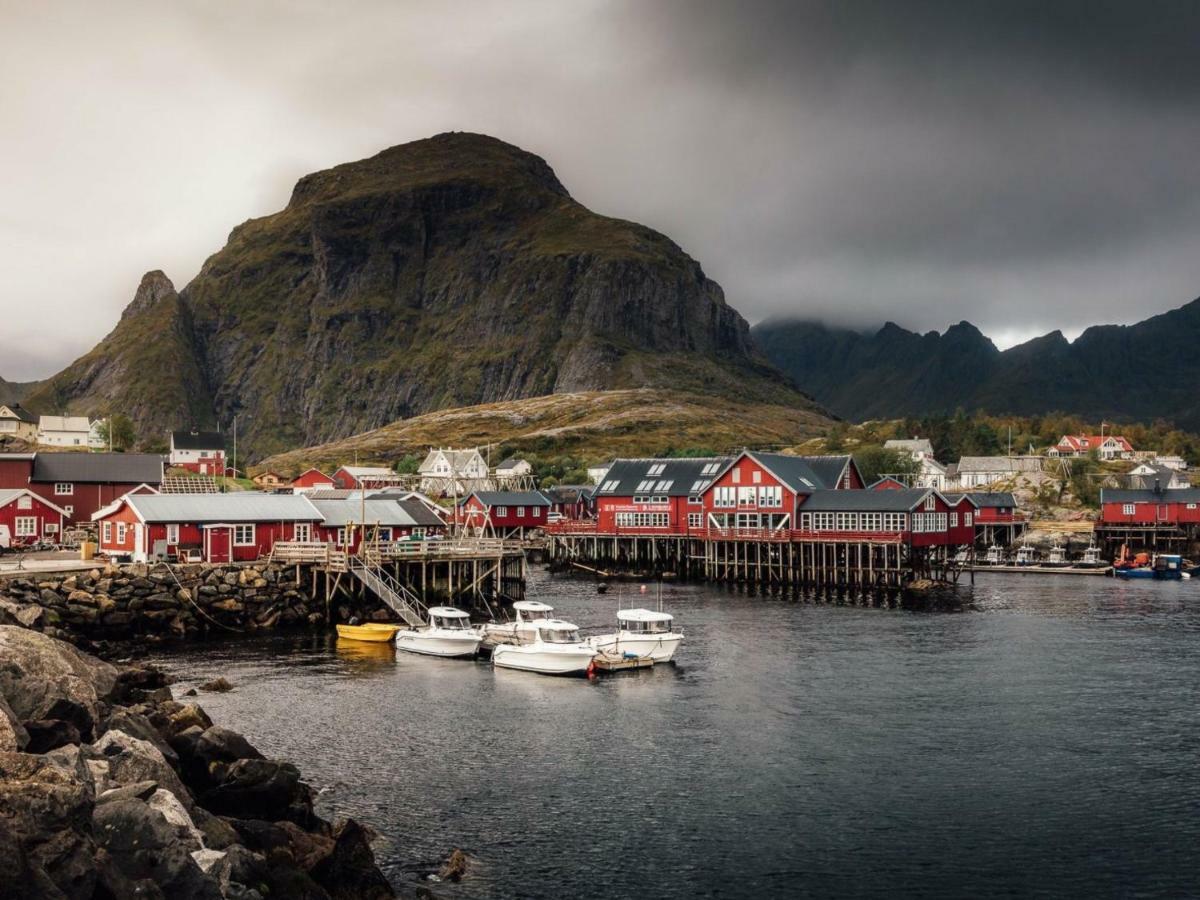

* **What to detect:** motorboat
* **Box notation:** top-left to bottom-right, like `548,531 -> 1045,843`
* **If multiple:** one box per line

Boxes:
587,608 -> 683,662
1078,544 -> 1106,569
395,607 -> 483,658
1114,553 -> 1184,581
491,619 -> 596,676
1014,545 -> 1038,566
481,600 -> 555,647
983,544 -> 1005,565
336,623 -> 401,643
1044,543 -> 1069,568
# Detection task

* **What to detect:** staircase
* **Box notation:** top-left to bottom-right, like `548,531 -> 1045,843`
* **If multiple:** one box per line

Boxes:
347,555 -> 427,627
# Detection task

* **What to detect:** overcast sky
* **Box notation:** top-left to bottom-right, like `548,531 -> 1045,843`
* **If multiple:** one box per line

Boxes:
3,0 -> 1199,379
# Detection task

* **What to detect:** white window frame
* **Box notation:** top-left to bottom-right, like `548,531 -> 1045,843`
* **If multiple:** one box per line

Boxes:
1122,504 -> 1136,515
532,507 -> 542,517
54,482 -> 73,496
103,521 -> 113,544
964,513 -> 973,527
516,506 -> 525,518
166,524 -> 180,544
495,506 -> 508,517
14,517 -> 37,538
116,522 -> 127,543
233,524 -> 255,546
294,523 -> 311,542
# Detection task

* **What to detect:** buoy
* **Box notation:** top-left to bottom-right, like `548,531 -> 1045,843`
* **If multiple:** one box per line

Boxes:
639,584 -> 647,594
586,660 -> 597,679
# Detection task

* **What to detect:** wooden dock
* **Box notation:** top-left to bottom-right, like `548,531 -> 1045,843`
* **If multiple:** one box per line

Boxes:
967,564 -> 1112,576
592,652 -> 656,673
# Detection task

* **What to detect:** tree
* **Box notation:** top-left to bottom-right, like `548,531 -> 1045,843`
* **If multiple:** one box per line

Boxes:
96,414 -> 136,451
853,446 -> 919,486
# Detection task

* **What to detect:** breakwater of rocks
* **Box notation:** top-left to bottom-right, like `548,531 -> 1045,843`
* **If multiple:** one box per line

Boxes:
0,623 -> 397,899
0,563 -> 394,650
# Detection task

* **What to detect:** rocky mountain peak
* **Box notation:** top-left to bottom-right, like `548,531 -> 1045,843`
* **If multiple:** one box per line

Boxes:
121,270 -> 179,321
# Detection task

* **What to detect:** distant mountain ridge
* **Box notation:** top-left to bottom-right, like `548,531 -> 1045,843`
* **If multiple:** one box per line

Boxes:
0,375 -> 40,407
753,298 -> 1200,429
22,132 -> 825,458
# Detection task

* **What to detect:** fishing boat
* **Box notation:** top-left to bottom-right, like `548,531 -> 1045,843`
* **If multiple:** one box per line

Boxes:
588,608 -> 684,662
481,600 -> 555,648
1077,544 -> 1106,569
1043,543 -> 1069,568
395,607 -> 483,658
336,623 -> 401,642
1114,553 -> 1184,581
491,619 -> 596,675
1014,544 -> 1038,566
981,544 -> 1005,565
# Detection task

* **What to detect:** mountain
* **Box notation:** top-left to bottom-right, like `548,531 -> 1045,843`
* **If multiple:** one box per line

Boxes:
24,271 -> 214,440
753,298 -> 1200,429
257,388 -> 830,475
28,132 -> 821,458
0,376 -> 39,407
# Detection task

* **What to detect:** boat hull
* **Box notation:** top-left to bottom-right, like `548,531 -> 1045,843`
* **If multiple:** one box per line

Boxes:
588,633 -> 683,662
336,624 -> 401,643
395,630 -> 482,658
491,645 -> 595,675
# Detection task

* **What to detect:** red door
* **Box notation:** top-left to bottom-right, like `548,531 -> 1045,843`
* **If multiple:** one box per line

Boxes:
208,528 -> 232,563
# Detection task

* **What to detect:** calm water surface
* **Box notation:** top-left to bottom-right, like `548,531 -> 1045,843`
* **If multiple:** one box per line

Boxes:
152,570 -> 1200,898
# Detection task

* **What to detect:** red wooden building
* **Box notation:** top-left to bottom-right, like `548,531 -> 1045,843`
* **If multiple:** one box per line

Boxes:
589,457 -> 733,535
458,491 -> 550,537
797,488 -> 976,547
1098,488 -> 1200,526
0,453 -> 166,526
169,431 -> 226,475
290,468 -> 336,491
0,489 -> 70,549
700,452 -> 863,532
332,465 -> 404,490
94,493 -> 320,563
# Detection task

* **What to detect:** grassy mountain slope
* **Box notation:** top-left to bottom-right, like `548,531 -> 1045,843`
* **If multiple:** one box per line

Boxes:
27,132 -> 822,457
0,377 -> 39,406
257,389 -> 830,475
754,298 -> 1200,429
22,271 -> 214,437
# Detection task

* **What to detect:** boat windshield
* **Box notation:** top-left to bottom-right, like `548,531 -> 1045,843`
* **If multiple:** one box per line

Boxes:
434,616 -> 470,630
620,619 -> 670,635
540,628 -> 581,644
520,609 -> 550,622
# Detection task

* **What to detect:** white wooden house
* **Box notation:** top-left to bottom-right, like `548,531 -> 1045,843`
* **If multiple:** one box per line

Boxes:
0,405 -> 38,443
38,415 -> 93,448
418,447 -> 493,496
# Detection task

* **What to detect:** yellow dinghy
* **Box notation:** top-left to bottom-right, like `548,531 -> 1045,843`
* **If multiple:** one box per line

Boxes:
336,623 -> 401,643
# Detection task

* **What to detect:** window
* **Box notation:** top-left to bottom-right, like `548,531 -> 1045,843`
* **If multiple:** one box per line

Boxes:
516,507 -> 525,518
600,480 -> 619,493
883,512 -> 907,531
63,505 -> 73,516
651,495 -> 668,504
836,512 -> 857,531
655,480 -> 673,492
924,495 -> 936,511
103,522 -> 112,543
637,479 -> 655,493
294,523 -> 311,542
757,485 -> 782,508
701,462 -> 721,476
615,512 -> 670,528
964,513 -> 973,527
54,483 -> 73,496
1122,504 -> 1136,515
532,507 -> 542,517
752,470 -> 762,484
377,528 -> 392,542
949,513 -> 958,528
737,487 -> 755,507
16,495 -> 30,510
412,528 -> 426,539
813,512 -> 836,531
861,512 -> 882,531
14,517 -> 37,537
116,522 -> 127,544
688,512 -> 702,529
800,512 -> 812,529
690,480 -> 707,493
233,525 -> 255,546
647,463 -> 665,476
495,506 -> 508,517
336,527 -> 348,546
714,486 -> 735,508
166,524 -> 180,544
1189,504 -> 1198,511
688,494 -> 702,504
732,468 -> 741,483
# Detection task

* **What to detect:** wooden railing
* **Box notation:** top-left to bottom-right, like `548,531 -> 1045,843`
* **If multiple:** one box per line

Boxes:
270,538 -> 524,565
542,524 -> 908,544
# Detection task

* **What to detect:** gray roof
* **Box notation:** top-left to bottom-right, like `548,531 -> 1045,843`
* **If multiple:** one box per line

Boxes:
593,457 -> 734,498
956,456 -> 1043,473
1101,488 -> 1200,504
305,489 -> 361,500
747,452 -> 856,492
799,488 -> 935,512
308,498 -> 444,528
463,491 -> 550,507
945,491 -> 1016,508
122,492 -> 319,523
540,484 -> 592,503
32,453 -> 164,485
0,405 -> 36,424
495,457 -> 527,471
171,430 -> 225,451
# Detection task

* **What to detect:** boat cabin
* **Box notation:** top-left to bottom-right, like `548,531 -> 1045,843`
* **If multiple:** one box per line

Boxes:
1014,545 -> 1037,565
533,620 -> 585,644
512,600 -> 554,625
616,608 -> 675,635
1047,544 -> 1067,564
1082,545 -> 1102,566
427,606 -> 473,630
984,545 -> 1004,565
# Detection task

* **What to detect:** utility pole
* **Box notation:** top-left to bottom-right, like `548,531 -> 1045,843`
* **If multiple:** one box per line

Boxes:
232,416 -> 238,491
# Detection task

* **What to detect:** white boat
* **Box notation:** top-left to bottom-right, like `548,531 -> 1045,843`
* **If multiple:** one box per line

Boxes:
395,607 -> 482,658
491,619 -> 596,676
1014,544 -> 1038,566
983,544 -> 1004,565
481,600 -> 555,647
588,608 -> 683,662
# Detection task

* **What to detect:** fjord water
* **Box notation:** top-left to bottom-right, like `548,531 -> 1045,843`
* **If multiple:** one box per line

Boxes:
153,570 -> 1200,898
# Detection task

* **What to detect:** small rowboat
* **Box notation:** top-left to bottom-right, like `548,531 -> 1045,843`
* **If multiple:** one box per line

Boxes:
336,623 -> 401,643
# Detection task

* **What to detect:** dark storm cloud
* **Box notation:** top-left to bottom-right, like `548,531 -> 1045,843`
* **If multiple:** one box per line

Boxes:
2,1 -> 1199,378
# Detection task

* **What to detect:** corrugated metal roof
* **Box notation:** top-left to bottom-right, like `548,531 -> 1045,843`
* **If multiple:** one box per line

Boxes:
124,493 -> 319,523
945,491 -> 1016,508
308,498 -> 443,528
338,465 -> 397,478
800,488 -> 933,512
39,416 -> 91,432
956,456 -> 1043,473
32,453 -> 164,485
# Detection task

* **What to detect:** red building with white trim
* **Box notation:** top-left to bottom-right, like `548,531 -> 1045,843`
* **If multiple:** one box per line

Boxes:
701,452 -> 864,533
169,431 -> 227,475
0,453 -> 166,526
458,491 -> 550,537
797,488 -> 976,547
0,489 -> 69,549
290,468 -> 336,491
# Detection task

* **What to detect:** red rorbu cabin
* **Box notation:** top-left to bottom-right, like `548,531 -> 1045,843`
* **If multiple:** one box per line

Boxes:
332,466 -> 404,490
27,453 -> 165,526
590,457 -> 734,536
1099,488 -> 1200,527
700,452 -> 863,533
93,493 -> 320,564
458,491 -> 550,538
290,468 -> 336,491
0,489 -> 69,549
796,487 -> 976,547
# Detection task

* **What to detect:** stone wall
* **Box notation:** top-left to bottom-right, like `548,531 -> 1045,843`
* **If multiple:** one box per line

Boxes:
0,563 -> 328,646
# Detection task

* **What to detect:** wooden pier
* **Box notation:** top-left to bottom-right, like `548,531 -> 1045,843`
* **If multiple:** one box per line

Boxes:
270,538 -> 528,620
545,528 -> 962,591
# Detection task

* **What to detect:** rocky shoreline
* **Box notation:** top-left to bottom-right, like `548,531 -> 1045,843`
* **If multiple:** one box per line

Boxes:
0,623 -> 400,899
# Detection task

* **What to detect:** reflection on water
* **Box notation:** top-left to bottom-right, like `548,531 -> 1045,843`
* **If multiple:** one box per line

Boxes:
153,570 -> 1200,898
